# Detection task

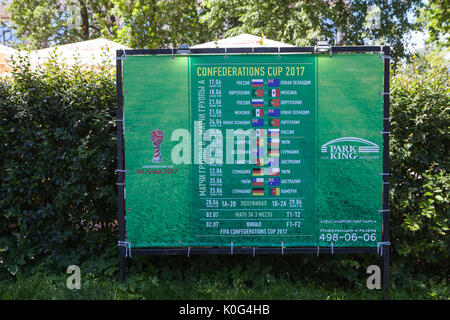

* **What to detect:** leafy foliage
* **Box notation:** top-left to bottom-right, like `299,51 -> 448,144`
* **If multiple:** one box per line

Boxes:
9,0 -> 424,61
418,0 -> 449,48
200,0 -> 423,60
0,54 -> 118,276
8,0 -> 209,50
9,0 -> 117,49
390,62 -> 449,274
113,0 -> 210,49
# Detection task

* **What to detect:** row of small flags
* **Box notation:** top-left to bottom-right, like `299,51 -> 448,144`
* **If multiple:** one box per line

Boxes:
252,167 -> 280,176
253,89 -> 280,97
251,174 -> 281,196
252,118 -> 280,127
251,81 -> 281,196
253,177 -> 280,186
254,129 -> 280,166
252,187 -> 280,196
252,79 -> 280,87
255,157 -> 279,167
252,148 -> 280,157
251,173 -> 281,196
255,137 -> 280,147
253,107 -> 279,117
256,128 -> 279,137
251,98 -> 279,107
254,139 -> 280,150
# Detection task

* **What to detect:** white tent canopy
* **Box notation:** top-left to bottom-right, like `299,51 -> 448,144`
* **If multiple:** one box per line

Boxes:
0,34 -> 294,73
0,44 -> 18,73
0,44 -> 18,55
191,33 -> 294,48
18,38 -> 131,68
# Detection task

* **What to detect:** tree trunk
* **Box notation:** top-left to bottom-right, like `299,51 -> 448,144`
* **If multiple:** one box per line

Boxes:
79,0 -> 90,40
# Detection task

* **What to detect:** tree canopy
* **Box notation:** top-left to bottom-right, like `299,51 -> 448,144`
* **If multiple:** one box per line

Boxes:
8,0 -> 116,49
113,0 -> 209,48
8,0 -> 433,60
418,0 -> 449,48
200,0 -> 423,59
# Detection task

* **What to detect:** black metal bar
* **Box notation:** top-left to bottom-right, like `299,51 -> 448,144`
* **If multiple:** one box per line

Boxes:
131,247 -> 378,256
122,49 -> 174,55
382,46 -> 391,300
331,46 -> 382,53
120,46 -> 382,56
263,47 -> 315,53
116,51 -> 126,282
191,48 -> 250,54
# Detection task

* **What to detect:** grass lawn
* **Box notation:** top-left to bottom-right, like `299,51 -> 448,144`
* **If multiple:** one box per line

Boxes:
0,272 -> 447,300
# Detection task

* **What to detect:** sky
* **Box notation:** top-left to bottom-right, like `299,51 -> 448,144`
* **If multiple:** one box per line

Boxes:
408,31 -> 428,51
406,7 -> 449,60
406,9 -> 428,52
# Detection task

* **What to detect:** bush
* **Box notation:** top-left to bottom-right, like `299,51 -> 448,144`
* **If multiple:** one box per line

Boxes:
0,55 -> 118,276
390,63 -> 449,275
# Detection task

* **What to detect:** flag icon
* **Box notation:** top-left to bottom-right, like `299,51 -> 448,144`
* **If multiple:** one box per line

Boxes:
269,148 -> 280,157
269,168 -> 280,176
269,119 -> 280,127
268,138 -> 280,147
268,88 -> 280,97
252,148 -> 264,157
269,99 -> 280,107
256,138 -> 264,147
268,158 -> 279,167
268,108 -> 280,117
253,188 -> 265,196
252,168 -> 264,176
256,158 -> 264,166
253,89 -> 264,97
252,119 -> 264,127
252,79 -> 264,87
268,128 -> 280,137
252,99 -> 264,107
272,187 -> 280,196
268,177 -> 280,186
268,79 -> 280,87
256,129 -> 265,137
252,108 -> 264,117
252,178 -> 264,186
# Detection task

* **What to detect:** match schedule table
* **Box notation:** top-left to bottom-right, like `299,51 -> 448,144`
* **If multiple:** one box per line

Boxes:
190,55 -> 317,246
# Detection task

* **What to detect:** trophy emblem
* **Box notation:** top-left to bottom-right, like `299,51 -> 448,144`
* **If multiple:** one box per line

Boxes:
151,129 -> 164,163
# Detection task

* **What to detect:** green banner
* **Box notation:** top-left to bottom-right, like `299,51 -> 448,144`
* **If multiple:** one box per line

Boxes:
122,53 -> 383,248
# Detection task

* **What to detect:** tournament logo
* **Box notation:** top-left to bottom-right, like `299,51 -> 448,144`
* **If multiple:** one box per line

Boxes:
320,137 -> 379,160
151,129 -> 164,163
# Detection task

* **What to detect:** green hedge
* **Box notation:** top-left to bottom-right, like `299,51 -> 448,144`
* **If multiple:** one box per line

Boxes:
0,57 -> 118,275
0,56 -> 448,282
390,64 -> 449,276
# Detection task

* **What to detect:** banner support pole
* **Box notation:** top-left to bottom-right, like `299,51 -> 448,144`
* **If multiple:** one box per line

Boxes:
382,45 -> 391,300
116,50 -> 127,283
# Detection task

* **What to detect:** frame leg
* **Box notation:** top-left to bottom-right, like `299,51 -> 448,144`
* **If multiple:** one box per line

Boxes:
119,247 -> 126,282
383,246 -> 390,300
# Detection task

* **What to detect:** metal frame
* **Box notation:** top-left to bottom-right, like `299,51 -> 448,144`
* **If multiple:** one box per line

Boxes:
381,45 -> 391,299
116,45 -> 391,298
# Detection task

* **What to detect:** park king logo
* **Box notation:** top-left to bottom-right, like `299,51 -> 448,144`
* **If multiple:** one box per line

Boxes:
320,137 -> 379,160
